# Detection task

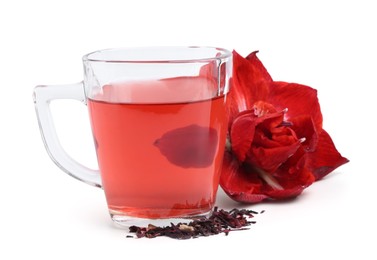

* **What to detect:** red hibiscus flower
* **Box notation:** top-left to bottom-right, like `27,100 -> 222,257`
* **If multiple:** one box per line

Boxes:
220,50 -> 349,203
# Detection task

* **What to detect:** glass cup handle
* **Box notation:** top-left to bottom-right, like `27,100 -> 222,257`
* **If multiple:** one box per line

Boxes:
33,82 -> 102,188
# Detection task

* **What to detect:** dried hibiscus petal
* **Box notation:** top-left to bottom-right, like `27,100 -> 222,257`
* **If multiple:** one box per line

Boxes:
154,124 -> 218,168
128,207 -> 261,239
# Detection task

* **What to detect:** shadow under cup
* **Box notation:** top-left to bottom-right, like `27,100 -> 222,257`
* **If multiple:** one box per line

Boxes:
34,47 -> 232,227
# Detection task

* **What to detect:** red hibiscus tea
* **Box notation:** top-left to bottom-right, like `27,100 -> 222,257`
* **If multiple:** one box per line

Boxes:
34,47 -> 232,227
88,77 -> 228,221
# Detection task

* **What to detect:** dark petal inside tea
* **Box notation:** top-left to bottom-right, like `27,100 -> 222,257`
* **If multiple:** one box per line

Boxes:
154,124 -> 218,168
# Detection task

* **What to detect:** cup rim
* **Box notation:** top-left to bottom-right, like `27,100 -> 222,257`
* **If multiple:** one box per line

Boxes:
82,46 -> 232,64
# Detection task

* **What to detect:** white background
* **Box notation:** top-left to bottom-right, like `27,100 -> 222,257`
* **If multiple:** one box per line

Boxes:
0,0 -> 375,259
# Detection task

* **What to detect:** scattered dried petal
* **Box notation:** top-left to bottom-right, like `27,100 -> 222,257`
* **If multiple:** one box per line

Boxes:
178,224 -> 195,232
128,207 -> 262,239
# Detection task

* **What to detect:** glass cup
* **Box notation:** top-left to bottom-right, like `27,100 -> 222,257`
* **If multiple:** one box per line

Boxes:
33,46 -> 232,227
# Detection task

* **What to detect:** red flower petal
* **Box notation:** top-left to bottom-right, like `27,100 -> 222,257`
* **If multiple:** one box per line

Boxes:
220,151 -> 312,202
268,82 -> 323,132
245,51 -> 274,81
220,152 -> 268,203
154,124 -> 218,168
289,115 -> 318,152
230,105 -> 289,163
228,51 -> 272,125
306,129 -> 349,180
246,137 -> 301,174
265,186 -> 306,200
237,105 -> 302,173
230,111 -> 257,162
265,151 -> 315,199
275,150 -> 315,185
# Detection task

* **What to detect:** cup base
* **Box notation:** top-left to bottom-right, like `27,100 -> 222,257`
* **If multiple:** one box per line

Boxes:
109,209 -> 212,229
